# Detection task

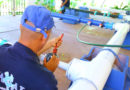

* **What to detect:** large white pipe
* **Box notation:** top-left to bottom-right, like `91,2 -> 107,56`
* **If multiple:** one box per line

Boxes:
69,78 -> 97,90
58,23 -> 129,90
58,61 -> 69,71
39,54 -> 69,71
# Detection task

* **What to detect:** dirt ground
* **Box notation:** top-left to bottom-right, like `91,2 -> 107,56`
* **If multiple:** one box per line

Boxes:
0,16 -> 130,90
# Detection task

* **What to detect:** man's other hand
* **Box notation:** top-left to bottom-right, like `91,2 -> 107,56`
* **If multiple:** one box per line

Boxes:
43,55 -> 59,72
37,35 -> 63,56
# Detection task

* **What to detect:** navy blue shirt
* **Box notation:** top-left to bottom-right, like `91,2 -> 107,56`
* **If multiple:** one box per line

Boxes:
0,42 -> 57,90
62,0 -> 70,7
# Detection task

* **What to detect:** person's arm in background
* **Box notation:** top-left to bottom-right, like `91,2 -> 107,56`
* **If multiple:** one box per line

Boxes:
61,0 -> 68,7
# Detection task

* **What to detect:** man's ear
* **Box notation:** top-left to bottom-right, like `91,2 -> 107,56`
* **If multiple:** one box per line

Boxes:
41,34 -> 47,45
20,24 -> 22,30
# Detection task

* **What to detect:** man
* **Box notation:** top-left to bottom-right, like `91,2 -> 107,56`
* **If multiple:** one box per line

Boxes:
60,0 -> 70,14
0,5 -> 62,90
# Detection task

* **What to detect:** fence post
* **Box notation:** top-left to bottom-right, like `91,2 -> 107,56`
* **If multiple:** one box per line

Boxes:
12,0 -> 15,16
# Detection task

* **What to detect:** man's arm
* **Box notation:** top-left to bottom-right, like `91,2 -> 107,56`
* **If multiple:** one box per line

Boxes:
61,0 -> 68,7
37,41 -> 52,55
37,36 -> 62,56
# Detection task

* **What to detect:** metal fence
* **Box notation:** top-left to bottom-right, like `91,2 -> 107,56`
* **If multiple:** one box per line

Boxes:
0,0 -> 25,16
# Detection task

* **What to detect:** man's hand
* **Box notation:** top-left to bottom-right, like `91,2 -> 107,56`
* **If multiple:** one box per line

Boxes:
49,36 -> 63,47
43,55 -> 59,72
37,35 -> 63,56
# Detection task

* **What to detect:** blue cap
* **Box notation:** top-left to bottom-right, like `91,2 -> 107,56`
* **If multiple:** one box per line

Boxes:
21,5 -> 54,38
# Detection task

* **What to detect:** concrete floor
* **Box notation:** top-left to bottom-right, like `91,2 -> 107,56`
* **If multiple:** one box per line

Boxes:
0,15 -> 130,90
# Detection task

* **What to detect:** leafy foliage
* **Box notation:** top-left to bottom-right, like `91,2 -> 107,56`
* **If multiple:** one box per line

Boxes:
0,0 -> 3,6
111,5 -> 129,10
35,0 -> 56,12
111,0 -> 130,10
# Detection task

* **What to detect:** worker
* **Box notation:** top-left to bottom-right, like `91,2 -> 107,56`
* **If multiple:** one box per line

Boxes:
0,5 -> 62,90
60,0 -> 70,14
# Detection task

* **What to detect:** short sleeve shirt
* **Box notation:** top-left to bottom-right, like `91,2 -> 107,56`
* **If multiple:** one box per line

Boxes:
0,42 -> 57,90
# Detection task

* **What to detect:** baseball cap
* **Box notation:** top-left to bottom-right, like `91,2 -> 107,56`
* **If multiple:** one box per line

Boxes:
21,5 -> 54,38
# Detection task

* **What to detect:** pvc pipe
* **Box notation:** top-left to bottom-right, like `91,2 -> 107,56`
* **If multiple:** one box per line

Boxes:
91,19 -> 102,26
58,61 -> 69,71
39,54 -> 69,71
51,13 -> 114,29
68,79 -> 96,90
